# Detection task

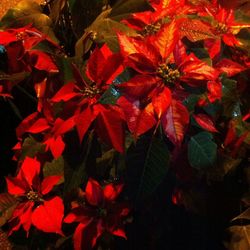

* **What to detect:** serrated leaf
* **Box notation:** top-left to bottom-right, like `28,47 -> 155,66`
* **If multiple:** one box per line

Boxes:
126,136 -> 169,202
0,193 -> 18,227
188,132 -> 217,169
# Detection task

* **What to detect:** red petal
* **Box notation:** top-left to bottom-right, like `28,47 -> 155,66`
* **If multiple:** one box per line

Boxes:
28,50 -> 58,73
117,97 -> 156,137
95,106 -> 125,153
101,53 -> 123,83
85,178 -> 104,206
51,82 -> 79,102
31,197 -> 64,235
41,175 -> 62,195
75,107 -> 97,142
154,20 -> 178,59
117,33 -> 138,56
53,116 -> 76,137
64,207 -> 93,224
207,81 -> 222,103
20,202 -> 33,236
27,118 -> 50,134
162,100 -> 189,146
103,183 -> 124,201
216,58 -> 246,77
193,113 -> 218,133
18,157 -> 41,188
112,228 -> 127,239
6,177 -> 27,195
118,75 -> 158,99
46,136 -> 65,159
152,87 -> 172,119
86,47 -> 105,83
204,38 -> 221,59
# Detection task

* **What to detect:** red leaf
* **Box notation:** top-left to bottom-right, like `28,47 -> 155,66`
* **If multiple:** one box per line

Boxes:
117,97 -> 156,137
18,157 -> 40,189
45,136 -> 65,159
51,82 -> 79,102
207,81 -> 222,102
117,75 -> 158,99
64,207 -> 93,224
154,20 -> 178,59
101,53 -> 123,83
216,58 -> 246,77
27,118 -> 50,134
103,183 -> 123,201
53,117 -> 76,137
86,47 -> 105,83
152,87 -> 172,119
162,100 -> 189,146
193,113 -> 218,132
95,106 -> 125,153
6,177 -> 27,195
41,175 -> 62,195
117,33 -> 138,56
204,38 -> 221,59
85,179 -> 104,206
31,197 -> 64,235
28,51 -> 58,73
112,228 -> 127,239
75,107 -> 97,142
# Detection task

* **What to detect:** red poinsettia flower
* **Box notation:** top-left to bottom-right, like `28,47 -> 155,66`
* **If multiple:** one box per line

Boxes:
5,157 -> 64,236
15,101 -> 76,159
51,44 -> 125,153
199,0 -> 250,59
64,178 -> 129,250
122,0 -> 190,35
117,22 -> 218,144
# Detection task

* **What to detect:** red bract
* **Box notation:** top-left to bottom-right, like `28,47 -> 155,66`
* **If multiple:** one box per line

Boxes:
123,0 -> 189,34
5,157 -> 64,236
51,45 -> 125,153
15,103 -> 75,158
201,1 -> 250,48
117,23 -> 217,143
64,179 -> 129,250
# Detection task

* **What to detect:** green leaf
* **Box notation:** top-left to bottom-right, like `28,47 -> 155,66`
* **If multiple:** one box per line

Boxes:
98,84 -> 120,105
0,193 -> 18,227
80,9 -> 137,54
20,136 -> 45,160
109,0 -> 153,21
43,157 -> 64,184
0,0 -> 57,41
126,136 -> 169,202
188,132 -> 217,169
222,76 -> 241,118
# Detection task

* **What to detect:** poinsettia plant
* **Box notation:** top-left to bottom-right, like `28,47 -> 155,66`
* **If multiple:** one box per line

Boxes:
0,0 -> 249,249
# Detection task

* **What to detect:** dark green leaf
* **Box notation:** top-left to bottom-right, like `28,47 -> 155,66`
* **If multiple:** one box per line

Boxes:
126,136 -> 169,202
109,0 -> 153,21
98,84 -> 120,105
222,76 -> 241,118
20,136 -> 45,160
188,132 -> 217,169
43,157 -> 64,184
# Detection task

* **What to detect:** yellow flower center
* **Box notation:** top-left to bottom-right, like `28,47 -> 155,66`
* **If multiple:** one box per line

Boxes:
82,85 -> 102,98
215,22 -> 228,34
157,63 -> 180,84
26,191 -> 40,202
141,22 -> 161,36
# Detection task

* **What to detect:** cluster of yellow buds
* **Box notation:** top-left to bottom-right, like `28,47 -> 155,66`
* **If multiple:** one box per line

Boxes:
26,190 -> 40,202
156,63 -> 180,84
215,22 -> 228,34
83,85 -> 102,98
141,22 -> 161,36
